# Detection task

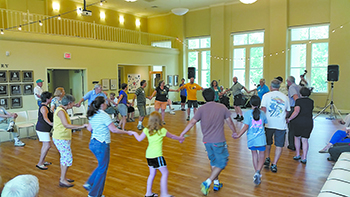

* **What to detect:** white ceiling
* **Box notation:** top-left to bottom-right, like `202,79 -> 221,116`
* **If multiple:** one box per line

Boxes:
75,0 -> 241,17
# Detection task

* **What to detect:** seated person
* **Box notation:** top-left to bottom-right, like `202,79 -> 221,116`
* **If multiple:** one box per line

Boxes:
104,92 -> 119,123
0,107 -> 25,147
1,174 -> 39,197
127,103 -> 135,122
327,142 -> 350,162
319,114 -> 350,153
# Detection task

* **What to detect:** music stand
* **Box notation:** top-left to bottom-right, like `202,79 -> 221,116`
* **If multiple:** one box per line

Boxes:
313,82 -> 343,120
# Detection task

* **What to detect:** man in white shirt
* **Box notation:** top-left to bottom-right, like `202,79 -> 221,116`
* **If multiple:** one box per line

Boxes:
34,79 -> 44,107
261,79 -> 290,173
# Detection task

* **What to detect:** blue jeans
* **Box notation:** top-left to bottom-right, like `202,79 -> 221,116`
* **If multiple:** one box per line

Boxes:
330,130 -> 350,144
87,139 -> 110,197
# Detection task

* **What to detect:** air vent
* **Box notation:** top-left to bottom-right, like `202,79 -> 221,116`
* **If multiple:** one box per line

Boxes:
151,5 -> 158,9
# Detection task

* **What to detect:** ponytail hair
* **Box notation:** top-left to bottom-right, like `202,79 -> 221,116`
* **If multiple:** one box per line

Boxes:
87,96 -> 105,119
250,95 -> 261,121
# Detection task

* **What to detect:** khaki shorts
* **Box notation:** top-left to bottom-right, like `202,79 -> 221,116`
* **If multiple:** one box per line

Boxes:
155,100 -> 167,110
137,103 -> 147,117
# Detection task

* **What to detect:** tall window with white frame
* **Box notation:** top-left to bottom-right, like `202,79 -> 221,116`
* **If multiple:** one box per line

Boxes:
232,31 -> 264,89
289,25 -> 329,92
187,37 -> 211,88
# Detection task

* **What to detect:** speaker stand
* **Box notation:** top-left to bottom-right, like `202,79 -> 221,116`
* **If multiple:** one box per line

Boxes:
313,82 -> 344,121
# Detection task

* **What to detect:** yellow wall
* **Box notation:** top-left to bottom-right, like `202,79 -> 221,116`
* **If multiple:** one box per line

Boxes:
147,0 -> 350,111
0,31 -> 179,112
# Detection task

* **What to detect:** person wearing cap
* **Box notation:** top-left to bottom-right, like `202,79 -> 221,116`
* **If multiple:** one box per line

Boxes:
34,79 -> 44,107
76,84 -> 116,109
179,78 -> 187,111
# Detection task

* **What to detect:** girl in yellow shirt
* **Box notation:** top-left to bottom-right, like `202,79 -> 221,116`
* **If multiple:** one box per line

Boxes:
132,111 -> 184,197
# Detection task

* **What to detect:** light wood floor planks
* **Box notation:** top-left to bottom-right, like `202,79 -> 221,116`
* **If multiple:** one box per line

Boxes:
0,109 -> 341,197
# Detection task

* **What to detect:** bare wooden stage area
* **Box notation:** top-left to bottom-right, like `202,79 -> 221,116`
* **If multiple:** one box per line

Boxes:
0,110 -> 340,197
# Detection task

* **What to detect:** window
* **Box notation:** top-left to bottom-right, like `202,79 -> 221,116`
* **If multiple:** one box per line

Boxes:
151,41 -> 172,48
187,37 -> 211,88
289,25 -> 329,92
232,31 -> 264,89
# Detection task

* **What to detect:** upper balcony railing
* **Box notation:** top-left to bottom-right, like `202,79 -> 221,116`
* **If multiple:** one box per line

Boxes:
0,8 -> 179,49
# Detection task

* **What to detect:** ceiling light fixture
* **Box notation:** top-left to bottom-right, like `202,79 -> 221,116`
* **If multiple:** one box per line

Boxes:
125,0 -> 137,2
1,29 -> 4,35
171,8 -> 189,16
240,0 -> 257,4
18,25 -> 22,31
39,20 -> 43,26
58,15 -> 61,20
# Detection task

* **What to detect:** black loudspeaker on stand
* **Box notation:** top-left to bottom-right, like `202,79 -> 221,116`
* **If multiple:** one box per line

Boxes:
314,65 -> 343,121
188,67 -> 196,79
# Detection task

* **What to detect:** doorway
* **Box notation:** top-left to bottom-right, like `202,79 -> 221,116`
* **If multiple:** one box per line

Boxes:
47,69 -> 86,101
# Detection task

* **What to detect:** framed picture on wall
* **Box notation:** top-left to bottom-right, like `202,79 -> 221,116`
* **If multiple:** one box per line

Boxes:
10,84 -> 22,95
0,71 -> 8,83
23,83 -> 34,95
11,97 -> 22,109
127,74 -> 141,93
101,79 -> 109,91
9,70 -> 21,82
110,79 -> 117,90
22,70 -> 34,82
0,84 -> 8,96
0,98 -> 9,109
174,75 -> 179,86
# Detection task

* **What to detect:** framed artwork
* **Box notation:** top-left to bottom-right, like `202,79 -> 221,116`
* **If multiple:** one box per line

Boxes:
22,70 -> 34,82
110,79 -> 117,90
10,84 -> 22,95
0,98 -> 9,109
127,74 -> 141,93
174,75 -> 179,86
23,83 -> 34,95
0,84 -> 8,96
101,79 -> 109,91
167,75 -> 173,86
0,71 -> 8,83
9,70 -> 21,82
11,97 -> 22,109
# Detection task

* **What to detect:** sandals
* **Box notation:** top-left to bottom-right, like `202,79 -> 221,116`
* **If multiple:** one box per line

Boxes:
145,193 -> 158,197
44,161 -> 52,166
36,165 -> 48,170
293,156 -> 301,160
59,182 -> 74,188
319,149 -> 328,153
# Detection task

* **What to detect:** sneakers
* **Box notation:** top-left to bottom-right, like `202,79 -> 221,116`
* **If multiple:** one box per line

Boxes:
213,182 -> 223,191
130,118 -> 135,122
270,164 -> 277,173
264,157 -> 270,168
253,173 -> 262,185
7,121 -> 15,132
237,116 -> 244,122
169,111 -> 175,115
14,139 -> 25,147
300,159 -> 307,164
83,183 -> 91,192
233,115 -> 239,120
201,181 -> 210,196
181,108 -> 186,111
293,155 -> 301,160
137,124 -> 144,130
186,116 -> 190,121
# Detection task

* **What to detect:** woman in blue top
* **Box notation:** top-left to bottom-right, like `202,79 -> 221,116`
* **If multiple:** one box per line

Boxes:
116,83 -> 130,131
84,96 -> 132,197
210,80 -> 223,102
36,91 -> 54,170
233,95 -> 267,185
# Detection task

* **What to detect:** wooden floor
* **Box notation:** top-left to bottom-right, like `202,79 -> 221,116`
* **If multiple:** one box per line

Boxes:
0,109 -> 342,197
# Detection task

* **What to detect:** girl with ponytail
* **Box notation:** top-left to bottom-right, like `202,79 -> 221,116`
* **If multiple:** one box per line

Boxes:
232,95 -> 267,186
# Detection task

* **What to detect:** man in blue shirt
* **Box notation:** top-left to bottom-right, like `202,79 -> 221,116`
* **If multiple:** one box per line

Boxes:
77,84 -> 116,109
249,78 -> 269,100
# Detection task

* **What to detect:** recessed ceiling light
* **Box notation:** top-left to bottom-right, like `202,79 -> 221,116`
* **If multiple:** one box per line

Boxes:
125,0 -> 137,2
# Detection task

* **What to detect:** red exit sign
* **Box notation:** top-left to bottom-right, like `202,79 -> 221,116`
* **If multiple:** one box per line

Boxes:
64,53 -> 71,59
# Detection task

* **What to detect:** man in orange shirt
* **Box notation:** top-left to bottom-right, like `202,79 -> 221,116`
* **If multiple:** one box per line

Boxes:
179,77 -> 204,121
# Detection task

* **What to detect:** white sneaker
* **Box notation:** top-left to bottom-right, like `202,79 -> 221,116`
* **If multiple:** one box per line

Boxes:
7,121 -> 15,132
169,111 -> 175,115
14,139 -> 25,147
137,125 -> 143,130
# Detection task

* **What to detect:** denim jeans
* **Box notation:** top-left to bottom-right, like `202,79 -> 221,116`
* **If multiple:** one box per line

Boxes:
87,138 -> 110,197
